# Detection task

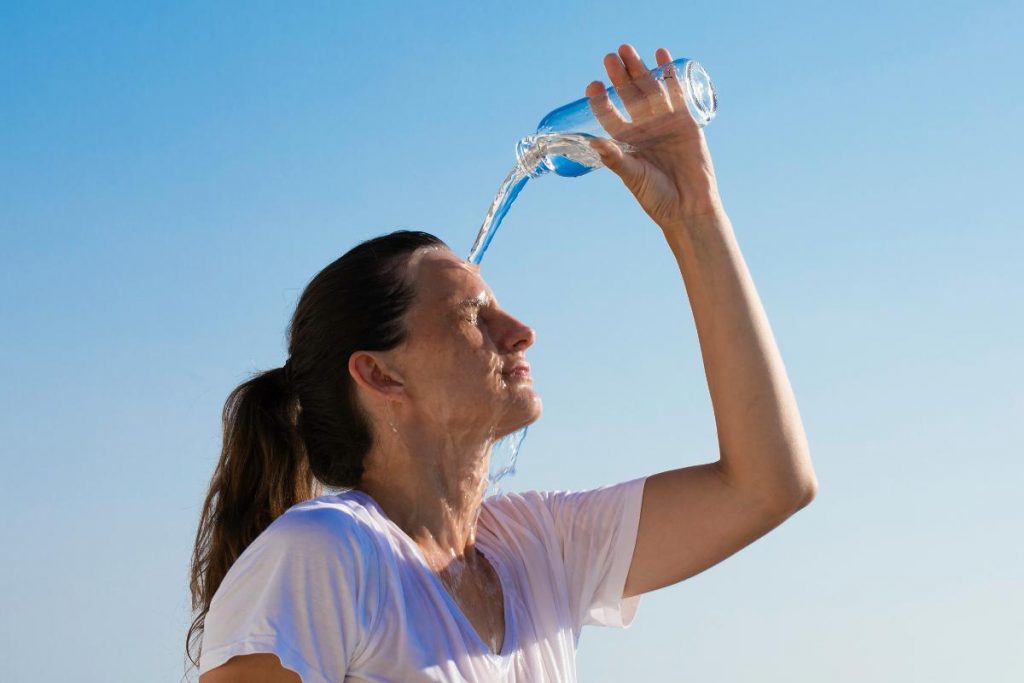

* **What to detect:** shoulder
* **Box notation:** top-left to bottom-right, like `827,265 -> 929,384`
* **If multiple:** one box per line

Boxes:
480,489 -> 555,529
207,492 -> 390,629
483,477 -> 647,520
227,491 -> 388,581
478,488 -> 572,549
202,493 -> 388,679
480,478 -> 648,542
266,493 -> 379,545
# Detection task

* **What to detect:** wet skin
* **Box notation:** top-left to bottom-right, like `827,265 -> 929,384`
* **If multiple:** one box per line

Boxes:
349,246 -> 541,654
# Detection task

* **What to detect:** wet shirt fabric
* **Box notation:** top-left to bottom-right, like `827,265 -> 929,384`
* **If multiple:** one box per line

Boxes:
199,476 -> 646,682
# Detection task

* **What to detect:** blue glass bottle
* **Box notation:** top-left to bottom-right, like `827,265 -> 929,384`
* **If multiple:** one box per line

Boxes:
516,57 -> 717,178
468,57 -> 717,265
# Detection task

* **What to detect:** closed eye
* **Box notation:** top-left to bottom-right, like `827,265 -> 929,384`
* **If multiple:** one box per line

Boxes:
456,293 -> 497,325
458,303 -> 481,324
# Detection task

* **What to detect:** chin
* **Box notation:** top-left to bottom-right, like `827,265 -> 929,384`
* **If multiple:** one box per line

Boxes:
493,394 -> 543,438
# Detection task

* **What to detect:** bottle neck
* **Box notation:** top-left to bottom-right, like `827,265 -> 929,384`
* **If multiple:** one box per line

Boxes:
515,136 -> 552,178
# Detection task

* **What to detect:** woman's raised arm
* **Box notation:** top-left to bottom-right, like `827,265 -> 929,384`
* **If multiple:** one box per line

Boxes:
586,44 -> 818,598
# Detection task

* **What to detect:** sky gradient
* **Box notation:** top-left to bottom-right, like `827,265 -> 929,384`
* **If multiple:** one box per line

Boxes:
1,1 -> 1021,681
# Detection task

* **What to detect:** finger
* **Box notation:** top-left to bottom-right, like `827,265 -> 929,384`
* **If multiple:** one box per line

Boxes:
603,52 -> 647,121
589,138 -> 647,194
618,44 -> 670,116
585,80 -> 629,138
655,47 -> 687,113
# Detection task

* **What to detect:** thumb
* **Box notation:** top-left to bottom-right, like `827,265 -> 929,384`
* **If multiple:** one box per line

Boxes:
589,138 -> 646,191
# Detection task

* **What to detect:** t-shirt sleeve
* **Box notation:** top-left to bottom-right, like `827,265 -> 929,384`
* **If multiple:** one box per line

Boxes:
540,475 -> 647,634
198,505 -> 382,683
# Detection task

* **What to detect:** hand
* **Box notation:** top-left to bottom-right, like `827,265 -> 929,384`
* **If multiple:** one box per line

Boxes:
586,44 -> 726,231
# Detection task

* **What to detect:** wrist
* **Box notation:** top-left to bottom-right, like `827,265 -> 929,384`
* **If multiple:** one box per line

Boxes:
659,204 -> 731,236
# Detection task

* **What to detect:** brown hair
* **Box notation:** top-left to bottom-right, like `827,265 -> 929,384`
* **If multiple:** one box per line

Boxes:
186,229 -> 448,673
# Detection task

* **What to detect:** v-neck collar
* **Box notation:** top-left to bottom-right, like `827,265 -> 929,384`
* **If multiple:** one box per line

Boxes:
344,489 -> 520,660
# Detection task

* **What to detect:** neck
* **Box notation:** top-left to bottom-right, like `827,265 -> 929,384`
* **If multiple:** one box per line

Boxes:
358,419 -> 494,568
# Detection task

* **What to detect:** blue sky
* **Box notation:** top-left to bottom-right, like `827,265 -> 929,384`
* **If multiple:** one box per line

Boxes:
1,1 -> 1021,680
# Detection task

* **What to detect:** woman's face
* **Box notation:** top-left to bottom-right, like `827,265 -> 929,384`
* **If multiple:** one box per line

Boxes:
387,247 -> 541,440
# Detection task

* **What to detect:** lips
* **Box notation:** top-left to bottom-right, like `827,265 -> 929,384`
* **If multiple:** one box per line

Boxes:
502,361 -> 531,377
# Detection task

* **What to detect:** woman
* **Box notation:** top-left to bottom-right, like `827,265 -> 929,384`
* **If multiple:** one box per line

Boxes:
189,44 -> 818,682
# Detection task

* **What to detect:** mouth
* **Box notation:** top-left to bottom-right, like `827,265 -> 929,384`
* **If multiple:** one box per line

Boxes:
501,361 -> 532,380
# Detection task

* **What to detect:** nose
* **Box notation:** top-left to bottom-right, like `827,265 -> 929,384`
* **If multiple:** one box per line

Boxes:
505,314 -> 536,352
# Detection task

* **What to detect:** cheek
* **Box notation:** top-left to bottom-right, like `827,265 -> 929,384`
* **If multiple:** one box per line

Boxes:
410,331 -> 502,396
454,350 -> 505,397
421,348 -> 495,388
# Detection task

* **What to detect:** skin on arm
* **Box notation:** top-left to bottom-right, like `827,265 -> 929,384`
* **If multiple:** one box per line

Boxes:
586,44 -> 818,599
624,209 -> 817,599
199,653 -> 303,683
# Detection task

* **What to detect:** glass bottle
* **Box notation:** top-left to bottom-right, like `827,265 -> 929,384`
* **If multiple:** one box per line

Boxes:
516,57 -> 717,178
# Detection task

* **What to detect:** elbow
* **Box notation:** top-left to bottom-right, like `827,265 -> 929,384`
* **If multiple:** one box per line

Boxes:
788,476 -> 819,510
767,474 -> 819,514
718,452 -> 820,513
779,450 -> 819,510
797,477 -> 819,507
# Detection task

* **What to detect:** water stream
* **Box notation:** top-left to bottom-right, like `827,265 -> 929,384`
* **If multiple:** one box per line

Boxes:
471,132 -> 621,494
468,132 -> 616,265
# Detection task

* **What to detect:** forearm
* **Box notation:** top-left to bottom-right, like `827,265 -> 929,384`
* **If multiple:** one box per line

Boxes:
662,209 -> 818,508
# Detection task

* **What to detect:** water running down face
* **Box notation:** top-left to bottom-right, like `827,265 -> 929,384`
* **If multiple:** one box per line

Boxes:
361,247 -> 542,445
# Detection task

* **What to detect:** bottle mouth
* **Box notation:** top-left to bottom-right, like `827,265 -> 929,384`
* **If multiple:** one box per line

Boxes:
684,60 -> 717,125
515,135 -> 553,177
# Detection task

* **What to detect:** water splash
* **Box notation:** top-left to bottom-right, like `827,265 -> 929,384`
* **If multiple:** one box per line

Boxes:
485,426 -> 527,496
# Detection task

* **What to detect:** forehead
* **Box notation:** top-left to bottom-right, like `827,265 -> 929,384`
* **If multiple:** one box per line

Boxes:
409,249 -> 493,304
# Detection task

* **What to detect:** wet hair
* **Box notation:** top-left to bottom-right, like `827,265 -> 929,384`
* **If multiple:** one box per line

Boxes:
185,229 -> 448,673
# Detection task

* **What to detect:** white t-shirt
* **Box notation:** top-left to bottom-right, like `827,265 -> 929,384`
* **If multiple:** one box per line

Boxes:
199,476 -> 647,682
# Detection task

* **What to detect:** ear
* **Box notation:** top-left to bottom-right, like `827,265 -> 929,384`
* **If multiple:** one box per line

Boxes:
348,351 -> 406,401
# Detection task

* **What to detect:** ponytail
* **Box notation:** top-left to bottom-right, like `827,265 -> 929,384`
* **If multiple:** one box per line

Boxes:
185,365 -> 319,670
185,229 -> 447,676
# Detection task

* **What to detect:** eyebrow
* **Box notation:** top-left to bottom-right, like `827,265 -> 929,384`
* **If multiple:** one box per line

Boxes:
455,292 -> 496,310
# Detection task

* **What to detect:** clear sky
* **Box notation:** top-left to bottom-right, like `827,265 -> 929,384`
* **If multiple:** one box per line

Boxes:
2,1 -> 1021,681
